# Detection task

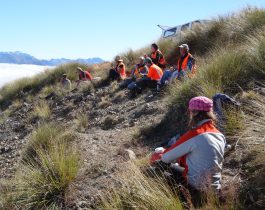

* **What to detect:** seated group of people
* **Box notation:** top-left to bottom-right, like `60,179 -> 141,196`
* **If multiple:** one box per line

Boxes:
60,67 -> 93,90
58,44 -> 230,204
107,43 -> 196,96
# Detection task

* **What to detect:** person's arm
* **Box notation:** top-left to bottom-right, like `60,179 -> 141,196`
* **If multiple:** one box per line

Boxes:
141,66 -> 148,76
156,51 -> 162,63
147,67 -> 152,79
187,56 -> 195,71
68,80 -> 72,90
161,136 -> 195,163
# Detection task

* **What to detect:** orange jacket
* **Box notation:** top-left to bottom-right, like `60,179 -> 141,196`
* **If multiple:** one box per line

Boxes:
147,64 -> 163,81
151,49 -> 166,66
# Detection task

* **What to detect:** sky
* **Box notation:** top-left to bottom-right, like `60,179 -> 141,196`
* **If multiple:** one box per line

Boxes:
0,0 -> 265,61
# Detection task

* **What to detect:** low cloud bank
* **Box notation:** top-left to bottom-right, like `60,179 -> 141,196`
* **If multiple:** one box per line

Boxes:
0,63 -> 52,88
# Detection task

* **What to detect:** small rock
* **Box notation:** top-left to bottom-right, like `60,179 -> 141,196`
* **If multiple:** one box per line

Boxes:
124,149 -> 136,160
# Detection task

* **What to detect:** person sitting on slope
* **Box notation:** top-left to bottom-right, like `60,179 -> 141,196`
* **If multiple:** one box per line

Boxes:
120,56 -> 148,89
129,57 -> 163,96
108,56 -> 126,82
148,43 -> 167,69
76,67 -> 93,87
150,96 -> 226,194
60,73 -> 71,90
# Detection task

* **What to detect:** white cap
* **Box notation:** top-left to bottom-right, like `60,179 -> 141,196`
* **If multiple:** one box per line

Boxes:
155,147 -> 165,154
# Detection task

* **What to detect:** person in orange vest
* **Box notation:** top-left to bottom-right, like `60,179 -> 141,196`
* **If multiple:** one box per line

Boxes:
76,67 -> 93,87
150,96 -> 226,204
171,44 -> 196,81
149,43 -> 166,69
129,57 -> 163,97
108,56 -> 126,81
120,56 -> 148,89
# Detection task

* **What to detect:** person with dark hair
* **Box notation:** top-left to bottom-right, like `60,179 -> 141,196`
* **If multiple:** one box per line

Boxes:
150,96 -> 226,192
60,74 -> 71,90
108,56 -> 126,82
149,43 -> 166,69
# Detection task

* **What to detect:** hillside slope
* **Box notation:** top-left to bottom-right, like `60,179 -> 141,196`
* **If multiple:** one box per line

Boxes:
0,7 -> 265,210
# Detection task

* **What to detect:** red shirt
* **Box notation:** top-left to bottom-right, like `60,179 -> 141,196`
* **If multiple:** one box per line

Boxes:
79,71 -> 93,81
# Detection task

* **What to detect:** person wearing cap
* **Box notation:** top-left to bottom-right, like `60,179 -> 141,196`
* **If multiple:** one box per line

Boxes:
128,57 -> 163,97
120,56 -> 148,89
76,67 -> 93,87
152,96 -> 226,191
171,44 -> 196,81
60,74 -> 71,90
108,56 -> 126,81
149,43 -> 166,69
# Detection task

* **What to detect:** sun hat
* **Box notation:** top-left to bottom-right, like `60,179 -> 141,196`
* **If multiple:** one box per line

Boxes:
139,56 -> 145,61
189,96 -> 213,112
179,44 -> 189,51
115,55 -> 121,61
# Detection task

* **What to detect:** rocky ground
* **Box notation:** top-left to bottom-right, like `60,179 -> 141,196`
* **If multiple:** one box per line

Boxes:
0,84 -> 167,208
0,83 -> 251,209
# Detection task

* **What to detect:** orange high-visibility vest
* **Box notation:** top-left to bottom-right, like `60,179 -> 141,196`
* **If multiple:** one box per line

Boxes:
178,53 -> 192,71
147,64 -> 163,81
151,50 -> 166,65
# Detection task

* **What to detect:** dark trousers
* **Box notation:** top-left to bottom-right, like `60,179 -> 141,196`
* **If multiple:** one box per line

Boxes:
137,78 -> 158,90
108,69 -> 121,81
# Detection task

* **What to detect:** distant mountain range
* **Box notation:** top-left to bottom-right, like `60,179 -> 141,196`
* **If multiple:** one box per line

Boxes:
0,51 -> 104,66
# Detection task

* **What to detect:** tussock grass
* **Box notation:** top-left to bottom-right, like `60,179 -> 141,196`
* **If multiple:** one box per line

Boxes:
98,96 -> 112,109
33,100 -> 51,120
2,123 -> 79,209
22,122 -> 75,163
102,116 -> 117,130
76,113 -> 89,132
13,143 -> 79,209
99,163 -> 183,210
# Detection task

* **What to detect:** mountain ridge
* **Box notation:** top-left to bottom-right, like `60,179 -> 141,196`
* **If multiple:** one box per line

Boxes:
0,51 -> 104,66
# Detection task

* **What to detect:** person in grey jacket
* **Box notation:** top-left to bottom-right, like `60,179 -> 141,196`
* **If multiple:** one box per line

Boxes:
153,96 -> 226,191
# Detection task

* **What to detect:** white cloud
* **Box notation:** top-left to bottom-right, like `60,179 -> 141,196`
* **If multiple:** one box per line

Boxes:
0,63 -> 53,88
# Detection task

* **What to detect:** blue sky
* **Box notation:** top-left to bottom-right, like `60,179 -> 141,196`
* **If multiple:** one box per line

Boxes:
0,0 -> 265,61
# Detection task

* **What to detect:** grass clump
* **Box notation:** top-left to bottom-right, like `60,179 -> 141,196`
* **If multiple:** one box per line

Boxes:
99,163 -> 183,210
22,122 -> 74,161
2,123 -> 79,209
13,144 -> 79,209
75,113 -> 89,132
102,116 -> 117,130
33,100 -> 51,120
